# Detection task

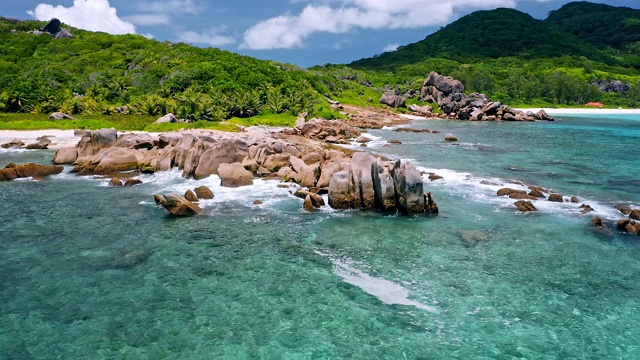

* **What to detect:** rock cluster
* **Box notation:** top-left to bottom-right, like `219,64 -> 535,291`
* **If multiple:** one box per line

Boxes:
419,72 -> 554,122
29,18 -> 75,39
328,153 -> 438,215
2,136 -> 53,150
496,186 -> 592,213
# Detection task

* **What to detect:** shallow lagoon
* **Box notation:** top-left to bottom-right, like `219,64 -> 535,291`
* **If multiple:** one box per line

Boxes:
1,115 -> 639,359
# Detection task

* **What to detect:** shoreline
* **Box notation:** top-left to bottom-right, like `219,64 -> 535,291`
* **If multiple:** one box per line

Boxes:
517,108 -> 640,115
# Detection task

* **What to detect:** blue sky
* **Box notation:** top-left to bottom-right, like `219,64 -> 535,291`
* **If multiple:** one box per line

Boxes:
3,0 -> 638,67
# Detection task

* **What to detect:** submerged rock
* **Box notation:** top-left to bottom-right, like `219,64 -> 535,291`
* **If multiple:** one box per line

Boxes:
154,194 -> 202,216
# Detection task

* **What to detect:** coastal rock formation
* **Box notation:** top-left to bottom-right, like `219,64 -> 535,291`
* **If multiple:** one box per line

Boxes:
0,162 -> 63,181
328,155 -> 438,215
49,124 -> 438,216
1,140 -> 24,149
154,194 -> 202,216
26,137 -> 52,149
419,72 -> 554,122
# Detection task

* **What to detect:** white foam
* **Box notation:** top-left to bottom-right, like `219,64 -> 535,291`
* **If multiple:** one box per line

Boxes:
417,166 -> 629,221
316,251 -> 437,312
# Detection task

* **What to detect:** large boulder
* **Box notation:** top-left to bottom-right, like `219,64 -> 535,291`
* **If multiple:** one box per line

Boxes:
371,159 -> 396,212
41,18 -> 61,35
154,113 -> 177,124
0,162 -> 64,181
49,112 -> 73,120
218,162 -> 253,187
55,29 -> 75,39
349,152 -> 377,210
194,139 -> 248,179
195,186 -> 214,199
379,91 -> 407,108
76,128 -> 117,157
154,194 -> 202,216
290,156 -> 321,188
391,160 -> 425,214
328,171 -> 354,209
53,148 -> 78,164
93,147 -> 140,174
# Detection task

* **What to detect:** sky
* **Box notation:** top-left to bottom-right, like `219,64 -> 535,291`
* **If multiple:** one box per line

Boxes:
3,0 -> 639,67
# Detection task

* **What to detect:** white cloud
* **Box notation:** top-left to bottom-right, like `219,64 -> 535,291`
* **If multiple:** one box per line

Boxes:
241,0 -> 516,50
178,28 -> 235,47
382,43 -> 399,52
27,0 -> 136,35
125,14 -> 170,26
136,0 -> 201,15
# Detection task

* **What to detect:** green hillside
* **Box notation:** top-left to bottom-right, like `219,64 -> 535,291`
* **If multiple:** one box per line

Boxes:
349,8 -> 617,70
341,5 -> 640,107
545,1 -> 640,51
0,18 -> 340,122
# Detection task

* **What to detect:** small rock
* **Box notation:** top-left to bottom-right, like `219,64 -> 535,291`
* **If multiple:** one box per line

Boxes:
528,188 -> 546,198
184,189 -> 198,202
548,193 -> 564,203
108,177 -> 123,187
428,174 -> 443,181
303,195 -> 317,212
355,136 -> 370,143
445,133 -> 458,141
579,204 -> 594,213
387,139 -> 403,144
570,196 -> 580,203
615,204 -> 632,216
124,178 -> 142,187
514,200 -> 537,212
629,209 -> 640,220
253,200 -> 263,205
194,186 -> 214,199
591,217 -> 603,227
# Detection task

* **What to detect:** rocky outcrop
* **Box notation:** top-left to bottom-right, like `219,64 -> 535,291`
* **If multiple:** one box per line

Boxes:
328,155 -> 437,215
76,128 -> 118,158
294,118 -> 361,144
26,138 -> 52,149
0,162 -> 63,181
154,194 -> 202,216
548,193 -> 564,203
419,72 -> 554,122
1,140 -> 24,149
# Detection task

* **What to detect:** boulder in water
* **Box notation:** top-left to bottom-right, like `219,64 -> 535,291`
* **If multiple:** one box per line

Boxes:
194,186 -> 214,199
0,162 -> 64,181
218,162 -> 253,187
154,194 -> 202,216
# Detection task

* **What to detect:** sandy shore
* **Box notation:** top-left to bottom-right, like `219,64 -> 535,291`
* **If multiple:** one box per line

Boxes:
518,108 -> 640,115
0,130 -> 79,149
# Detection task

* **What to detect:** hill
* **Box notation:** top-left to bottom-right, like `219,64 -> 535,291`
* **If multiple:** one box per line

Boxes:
545,1 -> 640,51
0,18 -> 340,121
349,8 -> 617,70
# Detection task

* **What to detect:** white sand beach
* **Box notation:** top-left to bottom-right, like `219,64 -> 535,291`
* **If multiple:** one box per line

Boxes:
518,108 -> 640,115
0,129 -> 79,149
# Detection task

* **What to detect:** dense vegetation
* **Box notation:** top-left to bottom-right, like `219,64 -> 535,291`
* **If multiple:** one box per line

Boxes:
545,1 -> 640,52
2,0 -> 640,124
346,3 -> 640,107
0,18 -> 344,122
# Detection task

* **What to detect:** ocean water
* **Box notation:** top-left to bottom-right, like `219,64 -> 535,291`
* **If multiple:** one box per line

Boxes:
1,115 -> 640,359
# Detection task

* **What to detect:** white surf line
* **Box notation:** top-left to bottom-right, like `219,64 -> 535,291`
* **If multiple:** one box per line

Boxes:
315,251 -> 437,313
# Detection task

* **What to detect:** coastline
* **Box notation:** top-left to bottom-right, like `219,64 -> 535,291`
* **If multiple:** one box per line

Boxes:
517,108 -> 640,115
0,129 -> 79,149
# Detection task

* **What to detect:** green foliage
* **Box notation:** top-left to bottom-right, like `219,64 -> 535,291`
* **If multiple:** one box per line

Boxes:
545,2 -> 640,52
0,17 -> 336,123
349,8 -> 618,70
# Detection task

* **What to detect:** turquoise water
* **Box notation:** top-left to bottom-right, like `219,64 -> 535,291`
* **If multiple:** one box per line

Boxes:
1,115 -> 640,359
